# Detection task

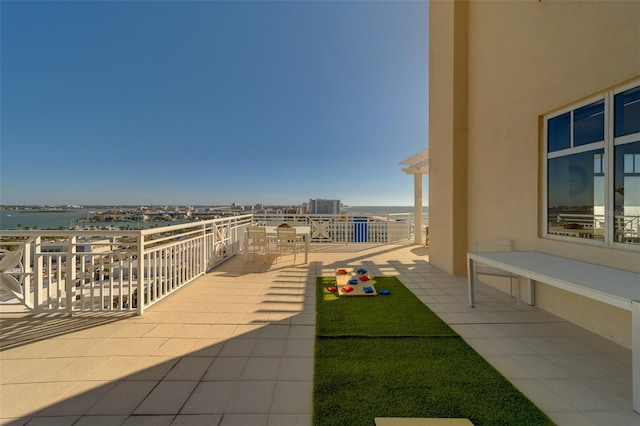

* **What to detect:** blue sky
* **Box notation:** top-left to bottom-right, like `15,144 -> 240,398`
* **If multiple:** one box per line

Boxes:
1,0 -> 429,207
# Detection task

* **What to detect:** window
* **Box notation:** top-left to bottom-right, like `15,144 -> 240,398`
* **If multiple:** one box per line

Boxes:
544,80 -> 640,247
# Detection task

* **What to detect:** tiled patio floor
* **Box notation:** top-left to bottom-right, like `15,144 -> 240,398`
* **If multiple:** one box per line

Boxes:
1,242 -> 638,425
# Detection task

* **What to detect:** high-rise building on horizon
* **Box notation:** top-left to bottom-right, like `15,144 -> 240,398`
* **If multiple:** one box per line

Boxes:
308,199 -> 341,214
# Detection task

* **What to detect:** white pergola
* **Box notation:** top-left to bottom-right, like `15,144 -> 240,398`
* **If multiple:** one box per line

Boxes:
400,149 -> 429,245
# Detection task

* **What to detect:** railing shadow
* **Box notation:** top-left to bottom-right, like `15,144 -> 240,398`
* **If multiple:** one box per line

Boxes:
0,311 -> 135,351
0,243 -> 425,352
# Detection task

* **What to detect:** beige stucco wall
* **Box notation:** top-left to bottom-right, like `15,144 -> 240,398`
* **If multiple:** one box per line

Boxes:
429,0 -> 469,275
429,0 -> 640,348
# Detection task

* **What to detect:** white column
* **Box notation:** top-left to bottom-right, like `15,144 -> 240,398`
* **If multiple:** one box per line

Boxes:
414,173 -> 423,245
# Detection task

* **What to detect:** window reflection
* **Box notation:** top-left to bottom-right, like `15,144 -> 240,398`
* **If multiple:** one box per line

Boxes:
548,112 -> 571,152
548,149 -> 605,240
615,86 -> 640,137
614,141 -> 640,244
574,100 -> 604,146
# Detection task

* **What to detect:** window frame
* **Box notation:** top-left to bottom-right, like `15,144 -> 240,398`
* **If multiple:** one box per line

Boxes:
542,79 -> 640,251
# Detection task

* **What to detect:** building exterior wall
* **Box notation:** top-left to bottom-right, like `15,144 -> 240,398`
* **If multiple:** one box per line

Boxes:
428,0 -> 469,275
429,0 -> 640,347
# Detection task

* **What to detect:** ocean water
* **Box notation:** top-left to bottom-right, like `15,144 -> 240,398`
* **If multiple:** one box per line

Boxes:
343,206 -> 428,215
0,208 -> 171,230
343,206 -> 429,225
0,206 -> 429,230
0,208 -> 94,230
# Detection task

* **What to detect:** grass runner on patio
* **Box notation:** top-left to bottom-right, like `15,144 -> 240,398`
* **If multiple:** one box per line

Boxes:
314,276 -> 555,426
317,276 -> 456,338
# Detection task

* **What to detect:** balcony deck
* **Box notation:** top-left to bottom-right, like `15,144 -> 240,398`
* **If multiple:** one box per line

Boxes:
1,242 -> 637,426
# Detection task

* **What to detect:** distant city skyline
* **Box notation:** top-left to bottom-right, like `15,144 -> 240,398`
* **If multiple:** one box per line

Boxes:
0,203 -> 427,230
1,1 -> 429,207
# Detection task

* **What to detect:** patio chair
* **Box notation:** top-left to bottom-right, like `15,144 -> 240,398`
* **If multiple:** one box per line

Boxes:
247,227 -> 269,259
276,226 -> 297,264
474,238 -> 521,307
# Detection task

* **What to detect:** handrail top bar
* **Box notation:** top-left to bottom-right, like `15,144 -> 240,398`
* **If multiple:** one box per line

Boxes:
0,214 -> 255,237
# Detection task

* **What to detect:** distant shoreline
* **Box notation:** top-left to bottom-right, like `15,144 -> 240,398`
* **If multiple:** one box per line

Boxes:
1,205 -> 428,230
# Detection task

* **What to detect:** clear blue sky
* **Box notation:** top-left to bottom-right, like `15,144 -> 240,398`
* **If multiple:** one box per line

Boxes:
1,0 -> 429,207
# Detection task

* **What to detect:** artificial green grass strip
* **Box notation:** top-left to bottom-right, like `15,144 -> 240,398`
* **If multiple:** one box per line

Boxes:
316,276 -> 456,337
313,276 -> 555,426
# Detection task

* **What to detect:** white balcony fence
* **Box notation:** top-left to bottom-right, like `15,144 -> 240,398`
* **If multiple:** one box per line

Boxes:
0,213 -> 413,315
252,212 -> 412,244
550,213 -> 640,243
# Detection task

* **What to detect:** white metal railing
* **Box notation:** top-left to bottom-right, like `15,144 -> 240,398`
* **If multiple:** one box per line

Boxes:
252,213 -> 412,244
550,213 -> 639,243
615,215 -> 640,243
0,212 -> 414,314
0,215 -> 253,315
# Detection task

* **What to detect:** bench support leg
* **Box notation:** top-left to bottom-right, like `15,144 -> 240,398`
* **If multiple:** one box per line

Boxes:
527,278 -> 535,306
468,258 -> 476,308
633,301 -> 640,413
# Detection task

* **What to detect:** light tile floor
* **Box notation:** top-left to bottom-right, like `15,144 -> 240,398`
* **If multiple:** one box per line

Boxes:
1,242 -> 638,425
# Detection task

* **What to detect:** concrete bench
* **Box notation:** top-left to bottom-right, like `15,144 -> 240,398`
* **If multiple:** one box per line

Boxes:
467,250 -> 640,413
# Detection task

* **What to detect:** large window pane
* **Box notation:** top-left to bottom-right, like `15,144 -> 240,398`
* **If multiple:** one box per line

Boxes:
548,112 -> 571,152
547,149 -> 605,240
615,86 -> 640,137
614,141 -> 640,244
545,82 -> 640,248
574,100 -> 604,146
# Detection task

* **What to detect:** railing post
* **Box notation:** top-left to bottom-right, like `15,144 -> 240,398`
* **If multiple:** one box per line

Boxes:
24,237 -> 36,311
137,232 -> 145,316
201,222 -> 207,274
386,214 -> 390,243
632,300 -> 640,413
214,221 -> 219,265
66,236 -> 77,316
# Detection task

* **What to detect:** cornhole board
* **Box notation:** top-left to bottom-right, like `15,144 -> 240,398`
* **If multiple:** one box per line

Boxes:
335,268 -> 376,296
375,418 -> 474,426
